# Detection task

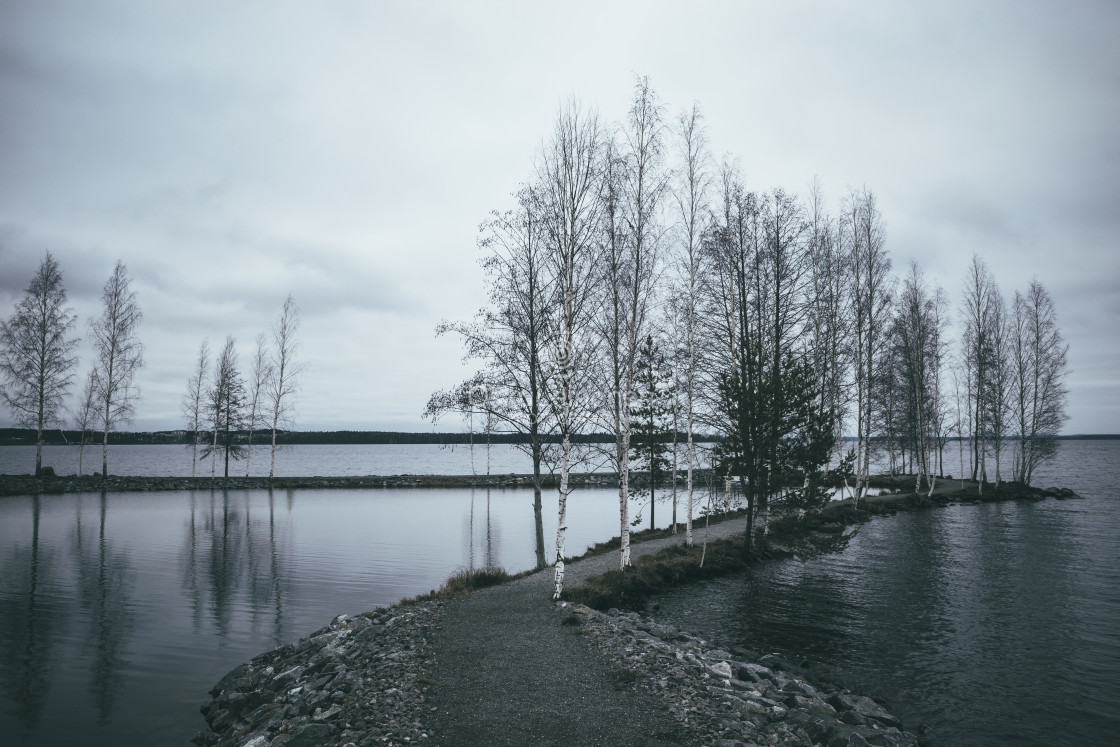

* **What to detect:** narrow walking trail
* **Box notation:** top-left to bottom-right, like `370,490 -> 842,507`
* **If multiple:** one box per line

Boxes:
424,517 -> 749,746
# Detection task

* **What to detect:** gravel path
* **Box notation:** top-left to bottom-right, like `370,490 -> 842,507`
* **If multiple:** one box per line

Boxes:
425,518 -> 748,746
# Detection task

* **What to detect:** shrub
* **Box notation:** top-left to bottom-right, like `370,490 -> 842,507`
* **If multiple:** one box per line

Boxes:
440,566 -> 510,596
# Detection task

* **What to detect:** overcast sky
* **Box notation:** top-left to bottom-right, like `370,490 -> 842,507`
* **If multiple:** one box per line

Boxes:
1,0 -> 1117,435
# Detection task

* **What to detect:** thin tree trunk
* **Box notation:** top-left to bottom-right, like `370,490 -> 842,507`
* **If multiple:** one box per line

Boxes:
532,445 -> 546,570
617,395 -> 631,569
671,386 -> 678,534
552,432 -> 570,600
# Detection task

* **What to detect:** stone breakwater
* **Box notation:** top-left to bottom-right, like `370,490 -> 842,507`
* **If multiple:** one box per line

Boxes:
567,604 -> 921,747
194,604 -> 441,747
197,600 -> 921,747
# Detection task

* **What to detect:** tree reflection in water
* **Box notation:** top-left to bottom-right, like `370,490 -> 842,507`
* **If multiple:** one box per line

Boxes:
75,492 -> 136,724
465,488 -> 501,570
0,495 -> 62,732
181,489 -> 291,647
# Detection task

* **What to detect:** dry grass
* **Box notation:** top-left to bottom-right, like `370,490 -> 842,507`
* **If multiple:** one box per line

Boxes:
400,565 -> 514,605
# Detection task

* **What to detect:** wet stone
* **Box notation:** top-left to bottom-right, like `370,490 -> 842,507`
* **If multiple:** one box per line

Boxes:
196,605 -> 439,747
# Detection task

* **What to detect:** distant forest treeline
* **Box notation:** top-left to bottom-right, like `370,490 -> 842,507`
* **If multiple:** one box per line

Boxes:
0,428 -> 1113,447
0,428 -> 721,446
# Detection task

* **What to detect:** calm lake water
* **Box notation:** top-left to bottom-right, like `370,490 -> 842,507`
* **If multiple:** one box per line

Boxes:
0,444 -> 698,746
649,439 -> 1120,747
1,441 -> 1116,745
0,442 -> 550,477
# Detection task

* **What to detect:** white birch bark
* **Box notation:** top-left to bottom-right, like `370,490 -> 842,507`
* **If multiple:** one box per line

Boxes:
673,103 -> 708,548
538,99 -> 602,600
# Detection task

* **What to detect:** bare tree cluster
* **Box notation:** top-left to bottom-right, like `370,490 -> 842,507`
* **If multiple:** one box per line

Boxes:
956,258 -> 1068,489
430,78 -> 1073,597
1,255 -> 146,476
181,294 -> 303,479
880,263 -> 950,494
0,253 -> 79,474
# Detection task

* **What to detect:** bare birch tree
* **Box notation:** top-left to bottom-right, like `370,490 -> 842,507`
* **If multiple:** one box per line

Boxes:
90,261 -> 144,477
267,295 -> 303,480
1012,279 -> 1068,484
894,262 -> 948,495
201,336 -> 246,477
538,99 -> 603,599
598,76 -> 667,569
75,368 -> 99,476
961,254 -> 997,491
952,366 -> 967,489
845,189 -> 892,502
671,102 -> 710,546
428,184 -> 556,569
245,333 -> 273,476
806,179 -> 851,485
0,252 -> 79,475
985,288 -> 1012,488
590,80 -> 668,569
182,339 -> 209,478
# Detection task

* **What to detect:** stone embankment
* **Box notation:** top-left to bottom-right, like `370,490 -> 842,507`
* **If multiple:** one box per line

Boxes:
0,472 -> 619,496
195,601 -> 921,747
194,604 -> 441,747
569,604 -> 921,747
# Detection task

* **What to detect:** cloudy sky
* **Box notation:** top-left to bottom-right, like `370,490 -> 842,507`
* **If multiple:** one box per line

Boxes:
1,0 -> 1117,435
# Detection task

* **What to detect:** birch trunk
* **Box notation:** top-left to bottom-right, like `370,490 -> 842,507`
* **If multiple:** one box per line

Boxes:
670,357 -> 679,534
552,432 -> 570,600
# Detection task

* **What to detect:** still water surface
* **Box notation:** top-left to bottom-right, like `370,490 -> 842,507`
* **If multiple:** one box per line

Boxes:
0,442 -> 548,477
1,442 -> 1117,745
649,439 -> 1120,746
0,468 -> 690,746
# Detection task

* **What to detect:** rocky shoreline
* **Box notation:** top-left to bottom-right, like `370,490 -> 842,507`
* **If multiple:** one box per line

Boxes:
194,599 -> 922,747
194,604 -> 441,747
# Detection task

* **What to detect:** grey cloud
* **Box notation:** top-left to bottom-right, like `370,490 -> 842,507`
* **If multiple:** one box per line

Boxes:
2,1 -> 1118,433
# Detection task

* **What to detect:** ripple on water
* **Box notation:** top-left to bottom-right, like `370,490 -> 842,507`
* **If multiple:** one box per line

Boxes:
650,441 -> 1120,747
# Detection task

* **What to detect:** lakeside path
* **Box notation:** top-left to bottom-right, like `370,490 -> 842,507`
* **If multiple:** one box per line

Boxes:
425,518 -> 749,746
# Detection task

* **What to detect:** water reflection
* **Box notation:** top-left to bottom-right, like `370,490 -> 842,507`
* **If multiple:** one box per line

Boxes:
0,496 -> 62,732
180,489 -> 291,646
465,489 -> 501,570
75,493 -> 136,723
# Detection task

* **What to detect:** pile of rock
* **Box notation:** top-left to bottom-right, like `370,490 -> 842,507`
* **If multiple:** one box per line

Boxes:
567,604 -> 924,747
194,603 -> 441,747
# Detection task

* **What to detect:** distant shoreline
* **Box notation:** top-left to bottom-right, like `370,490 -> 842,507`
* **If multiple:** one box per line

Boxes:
0,469 -> 1077,498
0,428 -> 1115,447
0,471 -> 626,496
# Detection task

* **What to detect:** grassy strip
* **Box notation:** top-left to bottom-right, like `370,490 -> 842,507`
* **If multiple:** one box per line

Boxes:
398,566 -> 526,605
562,507 -> 749,565
393,511 -> 749,608
561,537 -> 754,611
